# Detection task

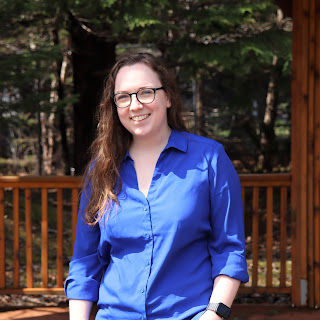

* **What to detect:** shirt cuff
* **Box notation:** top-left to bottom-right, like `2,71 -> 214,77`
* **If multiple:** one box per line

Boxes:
64,275 -> 101,301
211,252 -> 249,283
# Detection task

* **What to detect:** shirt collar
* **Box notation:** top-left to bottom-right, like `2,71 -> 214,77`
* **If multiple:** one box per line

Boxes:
123,149 -> 132,161
122,129 -> 188,161
164,129 -> 188,153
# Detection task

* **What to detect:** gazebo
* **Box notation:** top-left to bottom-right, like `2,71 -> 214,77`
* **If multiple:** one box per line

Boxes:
0,0 -> 318,310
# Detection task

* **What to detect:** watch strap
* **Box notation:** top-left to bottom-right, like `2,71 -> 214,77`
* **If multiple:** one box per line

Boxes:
206,302 -> 231,319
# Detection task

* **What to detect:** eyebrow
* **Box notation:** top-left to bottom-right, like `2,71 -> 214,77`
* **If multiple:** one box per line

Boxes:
114,86 -> 159,94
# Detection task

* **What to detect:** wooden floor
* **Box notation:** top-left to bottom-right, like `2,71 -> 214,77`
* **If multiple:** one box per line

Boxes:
0,305 -> 319,320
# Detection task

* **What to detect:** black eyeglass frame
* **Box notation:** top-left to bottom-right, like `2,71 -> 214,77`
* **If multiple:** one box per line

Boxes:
111,87 -> 164,108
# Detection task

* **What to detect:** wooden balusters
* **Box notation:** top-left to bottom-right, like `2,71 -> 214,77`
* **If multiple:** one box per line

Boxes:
41,188 -> 48,288
57,188 -> 64,288
25,188 -> 33,288
0,188 -> 5,288
13,188 -> 19,288
280,187 -> 288,287
252,186 -> 259,289
72,188 -> 78,251
266,187 -> 273,287
0,175 -> 292,296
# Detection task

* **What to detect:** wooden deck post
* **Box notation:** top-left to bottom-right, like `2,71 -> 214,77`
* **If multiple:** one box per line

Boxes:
291,0 -> 320,308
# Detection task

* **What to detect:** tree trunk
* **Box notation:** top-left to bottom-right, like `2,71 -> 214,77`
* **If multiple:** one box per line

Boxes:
195,76 -> 206,136
67,11 -> 116,174
51,13 -> 72,175
258,9 -> 283,172
47,113 -> 55,175
40,112 -> 55,175
56,53 -> 72,175
258,55 -> 279,172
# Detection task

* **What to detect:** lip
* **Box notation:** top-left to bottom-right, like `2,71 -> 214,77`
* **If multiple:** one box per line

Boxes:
130,114 -> 150,121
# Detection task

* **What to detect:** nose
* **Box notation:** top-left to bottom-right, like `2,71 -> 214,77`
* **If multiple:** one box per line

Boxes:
129,94 -> 143,110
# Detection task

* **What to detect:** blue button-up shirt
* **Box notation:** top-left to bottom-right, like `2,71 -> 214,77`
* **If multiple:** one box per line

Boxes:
65,129 -> 249,319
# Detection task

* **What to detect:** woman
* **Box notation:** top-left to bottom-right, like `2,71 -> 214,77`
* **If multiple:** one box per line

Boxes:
65,52 -> 249,320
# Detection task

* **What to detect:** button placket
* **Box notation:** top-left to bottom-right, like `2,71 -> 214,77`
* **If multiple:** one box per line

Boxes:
140,198 -> 153,313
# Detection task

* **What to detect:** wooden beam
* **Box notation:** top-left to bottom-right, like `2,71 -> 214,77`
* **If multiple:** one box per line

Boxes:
291,0 -> 310,307
313,0 -> 320,308
291,0 -> 320,307
307,0 -> 316,307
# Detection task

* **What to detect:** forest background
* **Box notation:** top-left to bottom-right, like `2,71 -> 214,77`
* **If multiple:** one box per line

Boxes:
0,0 -> 292,176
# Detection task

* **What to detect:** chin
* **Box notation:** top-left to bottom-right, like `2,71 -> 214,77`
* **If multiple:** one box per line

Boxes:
132,131 -> 149,138
132,128 -> 154,138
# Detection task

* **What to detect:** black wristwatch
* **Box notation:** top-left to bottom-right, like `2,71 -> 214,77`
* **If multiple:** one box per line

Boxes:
206,302 -> 231,319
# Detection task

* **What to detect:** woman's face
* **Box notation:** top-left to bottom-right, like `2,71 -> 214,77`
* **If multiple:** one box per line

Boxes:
114,63 -> 171,141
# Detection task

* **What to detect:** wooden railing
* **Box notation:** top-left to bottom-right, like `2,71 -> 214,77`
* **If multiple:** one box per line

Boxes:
0,174 -> 292,296
0,176 -> 82,294
239,174 -> 292,295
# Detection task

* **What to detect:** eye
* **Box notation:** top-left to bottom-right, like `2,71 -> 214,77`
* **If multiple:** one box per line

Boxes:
140,89 -> 153,96
116,94 -> 129,101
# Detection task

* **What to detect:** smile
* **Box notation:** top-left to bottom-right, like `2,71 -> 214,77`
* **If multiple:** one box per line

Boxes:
131,114 -> 150,121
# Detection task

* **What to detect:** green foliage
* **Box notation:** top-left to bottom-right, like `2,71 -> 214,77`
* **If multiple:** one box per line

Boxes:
0,0 -> 292,174
166,0 -> 291,76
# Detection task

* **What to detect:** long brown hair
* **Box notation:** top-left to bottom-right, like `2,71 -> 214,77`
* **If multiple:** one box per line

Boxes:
83,52 -> 186,225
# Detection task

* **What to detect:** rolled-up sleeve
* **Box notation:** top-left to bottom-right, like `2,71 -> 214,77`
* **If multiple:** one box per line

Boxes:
64,183 -> 105,301
208,145 -> 249,283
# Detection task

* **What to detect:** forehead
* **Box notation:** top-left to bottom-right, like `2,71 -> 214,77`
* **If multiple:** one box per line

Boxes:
114,63 -> 161,91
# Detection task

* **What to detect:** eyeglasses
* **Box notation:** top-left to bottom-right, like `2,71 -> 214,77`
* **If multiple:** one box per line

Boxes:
111,87 -> 164,108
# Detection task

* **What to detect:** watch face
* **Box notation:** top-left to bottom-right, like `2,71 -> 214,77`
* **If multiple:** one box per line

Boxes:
216,303 -> 231,319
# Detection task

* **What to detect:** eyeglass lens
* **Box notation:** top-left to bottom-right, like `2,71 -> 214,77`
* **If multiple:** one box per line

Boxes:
114,88 -> 155,108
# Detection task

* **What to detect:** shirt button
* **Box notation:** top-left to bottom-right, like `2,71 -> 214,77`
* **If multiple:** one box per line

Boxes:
141,288 -> 145,293
145,233 -> 150,239
144,207 -> 148,212
146,261 -> 150,266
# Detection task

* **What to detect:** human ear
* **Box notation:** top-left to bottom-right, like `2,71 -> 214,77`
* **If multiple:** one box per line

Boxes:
166,94 -> 172,109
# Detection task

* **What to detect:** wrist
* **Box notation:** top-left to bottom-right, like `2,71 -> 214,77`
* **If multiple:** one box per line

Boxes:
206,302 -> 231,320
204,310 -> 224,320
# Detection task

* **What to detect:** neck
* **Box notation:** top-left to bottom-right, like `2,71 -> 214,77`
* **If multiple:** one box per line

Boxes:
130,126 -> 172,153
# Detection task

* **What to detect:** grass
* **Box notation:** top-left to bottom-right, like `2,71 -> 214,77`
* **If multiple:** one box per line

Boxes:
245,259 -> 292,288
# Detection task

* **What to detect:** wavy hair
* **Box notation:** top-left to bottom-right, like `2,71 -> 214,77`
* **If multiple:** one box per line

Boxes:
83,52 -> 187,225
